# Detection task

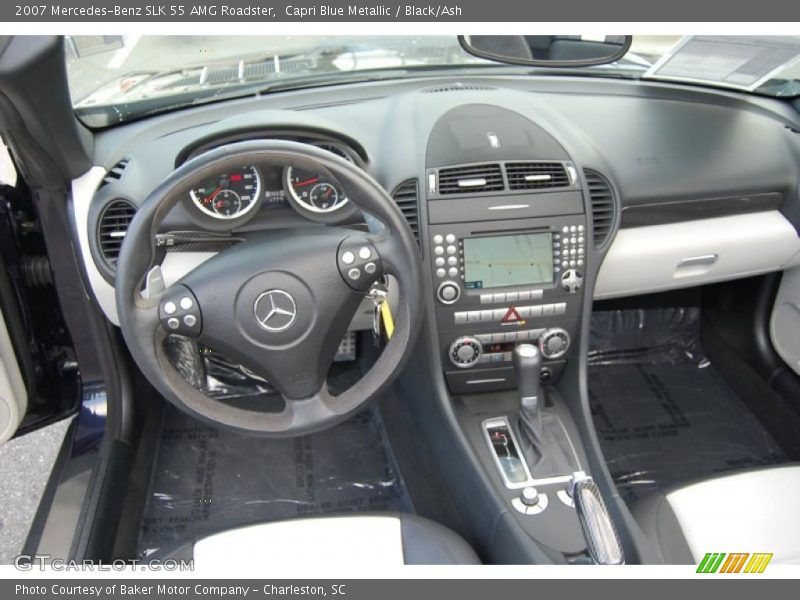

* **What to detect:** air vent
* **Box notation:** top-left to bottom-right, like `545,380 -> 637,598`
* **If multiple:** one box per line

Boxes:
438,164 -> 504,195
422,83 -> 496,93
98,200 -> 136,268
392,179 -> 420,244
506,162 -> 570,191
584,169 -> 617,249
99,158 -> 130,189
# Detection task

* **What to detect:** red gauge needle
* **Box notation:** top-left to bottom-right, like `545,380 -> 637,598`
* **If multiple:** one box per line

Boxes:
205,187 -> 223,203
293,177 -> 319,187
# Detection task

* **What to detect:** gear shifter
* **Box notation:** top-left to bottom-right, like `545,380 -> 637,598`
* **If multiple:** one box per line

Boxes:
513,344 -> 546,464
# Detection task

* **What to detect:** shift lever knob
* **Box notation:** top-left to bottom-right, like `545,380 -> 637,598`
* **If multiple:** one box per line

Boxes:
513,343 -> 542,406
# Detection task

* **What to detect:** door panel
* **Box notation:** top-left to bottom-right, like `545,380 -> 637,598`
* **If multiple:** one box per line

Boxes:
0,307 -> 26,443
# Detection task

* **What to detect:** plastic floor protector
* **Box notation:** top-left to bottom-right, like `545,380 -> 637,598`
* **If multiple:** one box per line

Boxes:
588,308 -> 786,503
138,407 -> 412,558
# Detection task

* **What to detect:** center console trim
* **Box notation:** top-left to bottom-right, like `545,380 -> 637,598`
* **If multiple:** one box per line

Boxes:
483,416 -> 535,490
483,415 -> 585,490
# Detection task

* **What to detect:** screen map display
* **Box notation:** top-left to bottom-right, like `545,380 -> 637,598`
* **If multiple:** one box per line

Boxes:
463,233 -> 554,289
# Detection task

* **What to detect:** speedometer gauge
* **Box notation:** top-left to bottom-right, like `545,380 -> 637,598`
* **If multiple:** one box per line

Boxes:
285,167 -> 349,213
189,166 -> 261,220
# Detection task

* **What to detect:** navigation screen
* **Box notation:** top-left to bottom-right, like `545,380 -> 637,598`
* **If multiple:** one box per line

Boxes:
463,233 -> 554,289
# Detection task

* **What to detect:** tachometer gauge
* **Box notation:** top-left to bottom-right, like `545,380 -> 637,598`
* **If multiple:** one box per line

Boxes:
189,166 -> 261,220
285,167 -> 349,214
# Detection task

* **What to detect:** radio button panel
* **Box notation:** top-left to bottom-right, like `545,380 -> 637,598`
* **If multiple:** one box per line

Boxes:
480,289 -> 544,304
453,302 -> 566,325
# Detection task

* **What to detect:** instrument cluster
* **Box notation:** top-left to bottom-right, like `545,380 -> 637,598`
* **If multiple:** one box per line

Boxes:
183,141 -> 360,228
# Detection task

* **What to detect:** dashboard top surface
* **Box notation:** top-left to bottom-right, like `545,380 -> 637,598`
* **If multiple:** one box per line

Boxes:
89,73 -> 800,233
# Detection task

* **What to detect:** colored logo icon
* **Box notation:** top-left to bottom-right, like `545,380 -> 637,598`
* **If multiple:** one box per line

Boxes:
696,552 -> 773,573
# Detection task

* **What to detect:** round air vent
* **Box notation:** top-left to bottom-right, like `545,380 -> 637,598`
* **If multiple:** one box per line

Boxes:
97,199 -> 137,270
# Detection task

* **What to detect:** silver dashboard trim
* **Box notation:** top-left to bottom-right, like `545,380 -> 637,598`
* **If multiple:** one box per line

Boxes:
488,204 -> 530,210
72,166 -> 119,324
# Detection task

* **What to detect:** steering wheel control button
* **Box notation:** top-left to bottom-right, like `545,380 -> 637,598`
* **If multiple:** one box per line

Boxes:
159,285 -> 202,337
253,289 -> 297,333
338,238 -> 383,291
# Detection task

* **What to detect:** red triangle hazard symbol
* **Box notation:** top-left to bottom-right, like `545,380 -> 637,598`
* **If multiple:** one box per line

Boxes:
501,305 -> 522,323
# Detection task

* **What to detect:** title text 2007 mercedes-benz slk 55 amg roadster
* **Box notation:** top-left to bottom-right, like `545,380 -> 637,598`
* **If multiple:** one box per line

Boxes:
1,34 -> 800,566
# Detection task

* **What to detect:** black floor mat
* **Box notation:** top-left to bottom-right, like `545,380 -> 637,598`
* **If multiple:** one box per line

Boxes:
588,308 -> 786,503
138,408 -> 412,558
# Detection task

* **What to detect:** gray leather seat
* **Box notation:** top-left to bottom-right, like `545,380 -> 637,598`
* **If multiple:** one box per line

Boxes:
179,513 -> 480,566
632,465 -> 800,564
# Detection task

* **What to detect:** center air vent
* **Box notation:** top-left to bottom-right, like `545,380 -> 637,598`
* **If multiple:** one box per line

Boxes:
438,163 -> 504,195
507,162 -> 570,190
583,169 -> 618,249
97,199 -> 137,269
392,179 -> 420,244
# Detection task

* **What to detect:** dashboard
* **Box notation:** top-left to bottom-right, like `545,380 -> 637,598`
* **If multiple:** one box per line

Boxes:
73,74 -> 800,354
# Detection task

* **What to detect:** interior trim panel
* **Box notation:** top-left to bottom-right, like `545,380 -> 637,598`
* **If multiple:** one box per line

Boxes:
595,211 -> 800,299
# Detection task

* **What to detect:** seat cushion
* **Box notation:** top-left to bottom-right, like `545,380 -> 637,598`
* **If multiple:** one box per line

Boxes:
632,465 -> 800,564
188,513 -> 479,566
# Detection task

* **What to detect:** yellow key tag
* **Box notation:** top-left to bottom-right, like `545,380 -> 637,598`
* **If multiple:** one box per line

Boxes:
380,300 -> 395,340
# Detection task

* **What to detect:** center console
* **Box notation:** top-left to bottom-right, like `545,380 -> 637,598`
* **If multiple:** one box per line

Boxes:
421,104 -> 623,563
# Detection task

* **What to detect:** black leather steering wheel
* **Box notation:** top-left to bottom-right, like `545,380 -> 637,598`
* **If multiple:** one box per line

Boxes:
116,140 -> 423,436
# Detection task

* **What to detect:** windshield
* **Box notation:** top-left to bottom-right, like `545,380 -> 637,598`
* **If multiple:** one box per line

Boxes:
66,35 -> 800,128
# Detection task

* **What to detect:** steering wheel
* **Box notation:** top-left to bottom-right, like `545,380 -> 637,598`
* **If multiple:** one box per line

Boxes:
115,140 -> 423,436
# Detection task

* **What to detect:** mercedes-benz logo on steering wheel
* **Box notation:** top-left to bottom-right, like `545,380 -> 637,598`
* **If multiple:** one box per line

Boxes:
253,290 -> 297,332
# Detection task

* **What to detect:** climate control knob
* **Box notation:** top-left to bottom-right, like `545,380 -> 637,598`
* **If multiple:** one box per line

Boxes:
449,336 -> 483,368
539,328 -> 571,359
